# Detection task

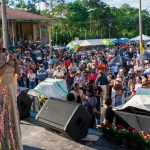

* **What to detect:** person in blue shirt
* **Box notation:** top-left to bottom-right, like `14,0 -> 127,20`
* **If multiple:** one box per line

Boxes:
37,64 -> 47,83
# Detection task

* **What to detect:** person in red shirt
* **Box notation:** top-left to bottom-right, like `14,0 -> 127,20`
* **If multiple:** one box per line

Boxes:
88,69 -> 98,81
64,59 -> 71,68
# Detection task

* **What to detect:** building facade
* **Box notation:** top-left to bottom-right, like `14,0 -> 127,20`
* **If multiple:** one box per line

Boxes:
0,7 -> 51,46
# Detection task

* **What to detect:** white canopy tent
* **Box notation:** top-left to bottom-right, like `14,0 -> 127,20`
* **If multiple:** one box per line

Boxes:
146,41 -> 150,45
80,40 -> 93,46
67,40 -> 84,47
67,38 -> 117,47
130,34 -> 150,41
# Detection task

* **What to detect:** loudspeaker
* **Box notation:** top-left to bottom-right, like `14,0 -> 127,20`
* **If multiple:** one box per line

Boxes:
115,110 -> 150,134
17,89 -> 32,120
36,98 -> 91,141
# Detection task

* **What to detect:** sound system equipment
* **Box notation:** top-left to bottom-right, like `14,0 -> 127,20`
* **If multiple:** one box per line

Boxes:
115,108 -> 150,134
36,98 -> 91,141
17,89 -> 32,120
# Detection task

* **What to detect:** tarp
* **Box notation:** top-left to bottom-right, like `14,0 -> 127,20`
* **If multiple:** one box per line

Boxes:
113,95 -> 150,112
67,39 -> 117,47
80,40 -> 93,46
130,34 -> 150,41
28,78 -> 68,100
67,40 -> 84,47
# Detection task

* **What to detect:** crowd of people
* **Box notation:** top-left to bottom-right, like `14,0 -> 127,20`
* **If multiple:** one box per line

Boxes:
8,41 -> 150,128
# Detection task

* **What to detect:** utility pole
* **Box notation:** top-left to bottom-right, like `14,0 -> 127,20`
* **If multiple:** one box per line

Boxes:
139,0 -> 143,54
84,28 -> 87,39
1,0 -> 8,50
101,28 -> 103,39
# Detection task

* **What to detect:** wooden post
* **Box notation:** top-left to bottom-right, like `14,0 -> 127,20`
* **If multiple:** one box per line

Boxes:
1,0 -> 8,49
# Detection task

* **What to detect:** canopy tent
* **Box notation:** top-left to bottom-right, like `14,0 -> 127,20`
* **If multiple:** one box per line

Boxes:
146,41 -> 150,45
113,38 -> 129,43
67,38 -> 117,47
102,39 -> 115,46
28,78 -> 68,100
67,40 -> 84,47
130,34 -> 150,41
80,40 -> 93,47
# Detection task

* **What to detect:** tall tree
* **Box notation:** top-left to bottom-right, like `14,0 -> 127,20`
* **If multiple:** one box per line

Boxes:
16,0 -> 26,9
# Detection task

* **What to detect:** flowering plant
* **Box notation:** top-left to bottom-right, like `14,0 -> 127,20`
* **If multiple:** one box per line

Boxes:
98,123 -> 150,149
37,94 -> 46,106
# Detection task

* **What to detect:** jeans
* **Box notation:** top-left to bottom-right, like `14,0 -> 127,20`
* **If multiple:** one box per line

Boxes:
29,81 -> 36,89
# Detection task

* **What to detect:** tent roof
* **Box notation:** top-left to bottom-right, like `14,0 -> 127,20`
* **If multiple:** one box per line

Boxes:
0,7 -> 50,21
130,34 -> 150,41
67,38 -> 117,47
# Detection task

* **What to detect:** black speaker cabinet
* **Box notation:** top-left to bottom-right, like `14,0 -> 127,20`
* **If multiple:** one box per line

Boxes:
17,89 -> 32,120
115,110 -> 150,134
36,98 -> 91,141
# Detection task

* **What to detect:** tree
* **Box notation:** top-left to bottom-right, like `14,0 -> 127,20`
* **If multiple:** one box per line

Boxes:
15,0 -> 26,10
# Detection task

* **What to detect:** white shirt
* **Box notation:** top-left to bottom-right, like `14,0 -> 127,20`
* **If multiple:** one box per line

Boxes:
135,83 -> 142,91
46,68 -> 55,78
53,70 -> 64,78
29,73 -> 36,82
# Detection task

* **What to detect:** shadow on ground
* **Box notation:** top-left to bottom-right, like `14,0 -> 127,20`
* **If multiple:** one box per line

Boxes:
23,145 -> 45,150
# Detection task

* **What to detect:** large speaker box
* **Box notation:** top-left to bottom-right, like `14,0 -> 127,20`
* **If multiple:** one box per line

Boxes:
17,89 -> 32,120
36,98 -> 91,141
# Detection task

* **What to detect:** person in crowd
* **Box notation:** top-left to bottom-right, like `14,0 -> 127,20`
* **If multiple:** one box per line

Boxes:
53,65 -> 65,79
70,82 -> 84,103
46,64 -> 55,78
111,77 -> 125,107
73,70 -> 86,89
28,69 -> 37,89
125,61 -> 133,74
111,63 -> 119,76
37,64 -> 47,83
135,76 -> 142,91
66,69 -> 75,92
100,97 -> 114,125
83,88 -> 100,128
42,58 -> 48,70
67,92 -> 76,102
95,68 -> 108,105
128,82 -> 136,99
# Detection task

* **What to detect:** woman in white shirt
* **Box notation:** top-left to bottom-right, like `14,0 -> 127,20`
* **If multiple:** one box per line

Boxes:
53,65 -> 65,79
28,69 -> 36,89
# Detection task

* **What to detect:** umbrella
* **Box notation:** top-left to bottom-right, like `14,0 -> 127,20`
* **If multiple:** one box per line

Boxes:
144,67 -> 150,75
69,43 -> 80,49
109,56 -> 131,65
102,39 -> 114,46
113,38 -> 129,43
80,40 -> 93,47
137,52 -> 150,60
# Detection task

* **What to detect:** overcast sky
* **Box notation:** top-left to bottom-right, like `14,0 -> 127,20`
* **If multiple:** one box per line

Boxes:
101,0 -> 150,12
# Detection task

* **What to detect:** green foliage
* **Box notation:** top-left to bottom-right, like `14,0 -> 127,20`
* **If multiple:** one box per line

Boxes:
37,94 -> 46,106
15,0 -> 26,9
100,124 -> 150,149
